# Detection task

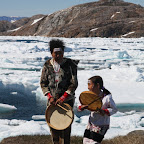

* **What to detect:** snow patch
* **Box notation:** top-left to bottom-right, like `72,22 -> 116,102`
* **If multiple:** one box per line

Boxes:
111,12 -> 120,19
31,17 -> 44,25
7,27 -> 22,32
121,31 -> 135,37
90,28 -> 98,32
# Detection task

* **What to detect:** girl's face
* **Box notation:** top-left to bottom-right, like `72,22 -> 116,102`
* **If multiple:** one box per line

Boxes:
88,79 -> 100,94
88,80 -> 94,91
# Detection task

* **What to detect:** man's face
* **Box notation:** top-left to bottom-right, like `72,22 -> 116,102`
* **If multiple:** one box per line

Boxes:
52,51 -> 64,63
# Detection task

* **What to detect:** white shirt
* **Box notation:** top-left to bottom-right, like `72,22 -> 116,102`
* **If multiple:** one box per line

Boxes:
89,94 -> 117,126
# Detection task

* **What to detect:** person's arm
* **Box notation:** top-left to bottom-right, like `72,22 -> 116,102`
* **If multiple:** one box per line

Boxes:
57,60 -> 79,104
97,94 -> 117,116
40,65 -> 55,104
66,60 -> 79,96
106,95 -> 117,116
40,65 -> 51,96
102,95 -> 117,116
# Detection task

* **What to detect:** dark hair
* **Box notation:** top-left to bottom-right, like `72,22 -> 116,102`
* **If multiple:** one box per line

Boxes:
88,76 -> 111,95
49,39 -> 65,54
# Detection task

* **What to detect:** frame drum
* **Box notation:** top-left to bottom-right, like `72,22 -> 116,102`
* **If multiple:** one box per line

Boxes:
45,103 -> 74,130
79,91 -> 102,111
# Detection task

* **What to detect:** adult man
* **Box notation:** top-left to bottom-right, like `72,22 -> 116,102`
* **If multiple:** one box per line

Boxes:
40,39 -> 79,144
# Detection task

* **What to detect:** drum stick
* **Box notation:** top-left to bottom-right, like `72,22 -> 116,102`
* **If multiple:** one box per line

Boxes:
88,96 -> 102,106
57,104 -> 73,119
57,104 -> 69,112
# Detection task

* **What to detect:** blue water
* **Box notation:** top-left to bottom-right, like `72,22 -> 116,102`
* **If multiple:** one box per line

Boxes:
117,103 -> 144,112
0,78 -> 47,120
0,92 -> 47,120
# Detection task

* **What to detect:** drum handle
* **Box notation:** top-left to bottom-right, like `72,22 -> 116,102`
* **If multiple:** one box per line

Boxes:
57,104 -> 68,112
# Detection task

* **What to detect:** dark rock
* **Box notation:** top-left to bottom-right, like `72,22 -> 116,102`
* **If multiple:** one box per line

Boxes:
0,21 -> 16,32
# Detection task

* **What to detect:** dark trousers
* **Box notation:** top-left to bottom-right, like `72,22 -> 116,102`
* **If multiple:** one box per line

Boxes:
50,125 -> 71,144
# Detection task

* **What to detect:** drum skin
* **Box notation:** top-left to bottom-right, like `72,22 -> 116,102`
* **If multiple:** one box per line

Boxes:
79,91 -> 102,111
45,103 -> 74,130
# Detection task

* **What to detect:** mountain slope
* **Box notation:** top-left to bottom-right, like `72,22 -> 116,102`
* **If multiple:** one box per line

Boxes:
1,0 -> 144,38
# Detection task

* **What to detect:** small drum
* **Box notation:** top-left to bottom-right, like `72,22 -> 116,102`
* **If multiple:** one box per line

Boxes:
79,91 -> 102,111
45,103 -> 74,130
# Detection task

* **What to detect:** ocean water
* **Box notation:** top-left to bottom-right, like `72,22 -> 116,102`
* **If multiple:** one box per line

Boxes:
117,103 -> 144,112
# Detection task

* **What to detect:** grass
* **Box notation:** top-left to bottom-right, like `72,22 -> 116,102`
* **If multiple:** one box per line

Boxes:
1,131 -> 144,144
0,135 -> 83,144
102,134 -> 144,144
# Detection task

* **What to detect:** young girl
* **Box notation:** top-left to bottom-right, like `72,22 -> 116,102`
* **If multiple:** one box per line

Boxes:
78,76 -> 117,144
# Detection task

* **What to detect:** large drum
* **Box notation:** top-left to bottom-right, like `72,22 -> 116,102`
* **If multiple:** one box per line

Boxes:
45,103 -> 74,130
79,91 -> 102,111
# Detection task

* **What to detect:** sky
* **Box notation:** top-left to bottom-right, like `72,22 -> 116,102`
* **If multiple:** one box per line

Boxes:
0,0 -> 144,17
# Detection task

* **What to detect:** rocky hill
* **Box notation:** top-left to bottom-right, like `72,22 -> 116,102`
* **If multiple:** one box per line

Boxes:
0,15 -> 45,34
0,21 -> 16,33
1,0 -> 144,38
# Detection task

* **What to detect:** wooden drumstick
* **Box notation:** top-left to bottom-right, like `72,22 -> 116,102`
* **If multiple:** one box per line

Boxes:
57,104 -> 73,119
57,104 -> 69,112
88,96 -> 102,106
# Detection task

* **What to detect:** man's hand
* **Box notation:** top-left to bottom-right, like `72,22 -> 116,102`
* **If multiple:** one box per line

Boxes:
47,93 -> 55,104
55,98 -> 63,105
55,92 -> 70,105
49,97 -> 55,105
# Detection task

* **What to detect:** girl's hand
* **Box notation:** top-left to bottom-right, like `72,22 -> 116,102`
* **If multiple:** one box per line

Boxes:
78,105 -> 88,111
96,108 -> 105,116
81,105 -> 88,110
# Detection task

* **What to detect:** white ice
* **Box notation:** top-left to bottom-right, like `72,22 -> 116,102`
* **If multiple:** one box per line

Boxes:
0,103 -> 17,113
0,36 -> 144,142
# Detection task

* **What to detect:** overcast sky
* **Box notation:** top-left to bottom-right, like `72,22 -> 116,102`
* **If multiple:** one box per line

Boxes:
0,0 -> 144,17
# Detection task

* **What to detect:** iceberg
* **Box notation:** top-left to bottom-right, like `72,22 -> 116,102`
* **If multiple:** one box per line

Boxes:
0,103 -> 17,113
